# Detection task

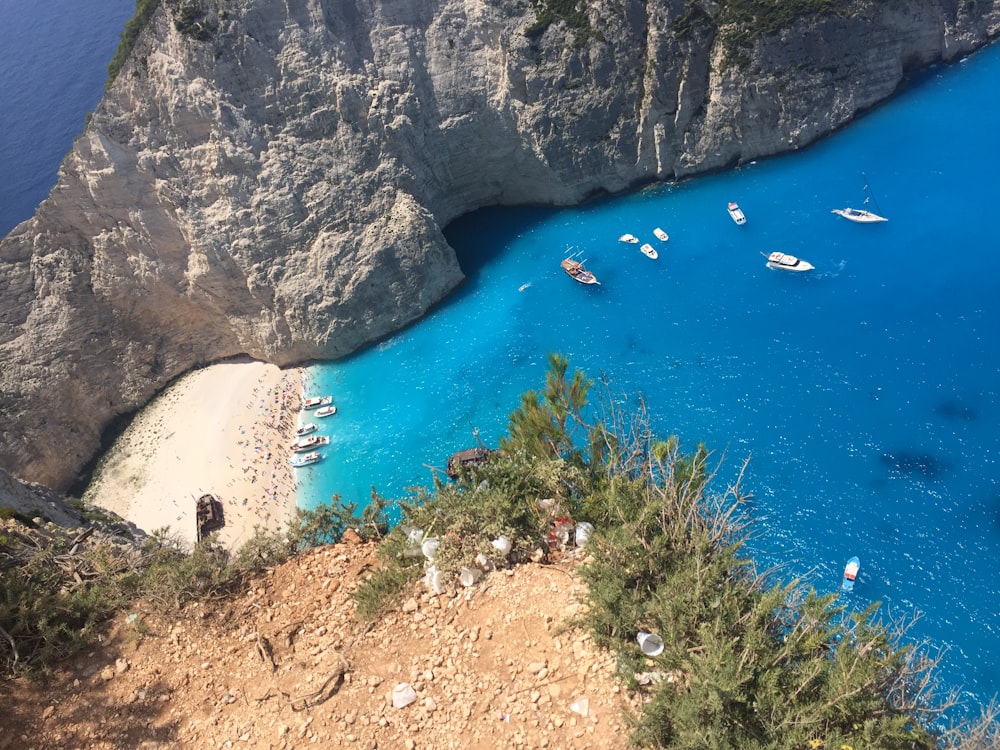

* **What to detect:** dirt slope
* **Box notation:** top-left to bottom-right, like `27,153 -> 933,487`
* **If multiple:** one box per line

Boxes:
3,540 -> 636,749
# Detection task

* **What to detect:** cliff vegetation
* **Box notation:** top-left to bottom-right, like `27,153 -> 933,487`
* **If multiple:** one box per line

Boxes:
6,357 -> 998,748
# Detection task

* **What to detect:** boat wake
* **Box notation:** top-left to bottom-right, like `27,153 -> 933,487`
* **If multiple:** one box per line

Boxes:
816,259 -> 847,278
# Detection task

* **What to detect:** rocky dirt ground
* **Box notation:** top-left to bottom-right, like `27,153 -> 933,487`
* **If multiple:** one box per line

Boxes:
3,538 -> 640,749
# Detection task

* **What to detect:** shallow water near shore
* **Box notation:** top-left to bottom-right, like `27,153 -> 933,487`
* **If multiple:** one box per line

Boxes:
302,44 -> 1000,706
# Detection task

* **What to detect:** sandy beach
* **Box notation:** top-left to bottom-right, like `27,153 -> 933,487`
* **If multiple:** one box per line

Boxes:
84,359 -> 306,551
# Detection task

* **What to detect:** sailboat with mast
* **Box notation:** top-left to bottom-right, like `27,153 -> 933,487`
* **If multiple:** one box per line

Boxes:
832,173 -> 888,223
560,249 -> 600,285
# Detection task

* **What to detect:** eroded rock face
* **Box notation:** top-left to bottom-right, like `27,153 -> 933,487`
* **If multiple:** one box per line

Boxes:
1,0 -> 998,490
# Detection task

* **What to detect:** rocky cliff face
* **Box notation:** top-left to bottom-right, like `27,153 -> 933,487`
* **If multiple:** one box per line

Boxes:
1,0 -> 998,490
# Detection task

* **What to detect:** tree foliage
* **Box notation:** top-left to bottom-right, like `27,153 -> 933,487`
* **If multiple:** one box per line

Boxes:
354,353 -> 996,747
525,0 -> 593,47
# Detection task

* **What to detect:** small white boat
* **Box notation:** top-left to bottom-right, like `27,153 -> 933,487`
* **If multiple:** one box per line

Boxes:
303,395 -> 333,409
618,233 -> 639,244
727,202 -> 746,225
289,451 -> 322,467
653,227 -> 669,242
639,243 -> 658,260
831,207 -> 887,223
841,556 -> 860,592
295,423 -> 318,437
561,256 -> 600,285
315,404 -> 337,417
290,434 -> 330,452
832,174 -> 888,223
764,251 -> 814,272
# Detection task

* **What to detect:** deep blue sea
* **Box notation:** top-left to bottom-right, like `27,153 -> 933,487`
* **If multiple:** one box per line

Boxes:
3,1 -> 997,715
0,0 -> 135,236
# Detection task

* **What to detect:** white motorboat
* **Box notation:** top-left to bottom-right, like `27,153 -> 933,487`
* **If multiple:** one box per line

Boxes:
315,405 -> 337,417
653,227 -> 669,242
764,251 -> 814,272
639,243 -> 658,260
295,423 -> 318,437
290,434 -> 330,452
618,233 -> 639,244
303,395 -> 333,409
832,174 -> 887,223
727,202 -> 746,225
289,451 -> 322,467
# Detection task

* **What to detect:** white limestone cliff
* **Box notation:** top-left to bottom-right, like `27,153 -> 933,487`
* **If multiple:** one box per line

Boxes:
1,0 -> 998,490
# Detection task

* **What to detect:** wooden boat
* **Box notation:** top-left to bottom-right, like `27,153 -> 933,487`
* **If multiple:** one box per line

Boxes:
302,395 -> 333,409
290,434 -> 330,452
290,451 -> 322,467
764,251 -> 814,272
560,257 -> 600,285
639,243 -> 658,260
841,556 -> 860,592
727,202 -> 747,225
653,227 -> 669,241
196,494 -> 224,541
446,447 -> 496,478
315,404 -> 337,417
832,174 -> 887,223
618,233 -> 639,244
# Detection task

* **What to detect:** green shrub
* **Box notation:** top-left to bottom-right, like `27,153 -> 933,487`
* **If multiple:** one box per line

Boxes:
172,2 -> 217,41
106,0 -> 161,90
355,559 -> 422,623
139,530 -> 236,610
0,529 -> 141,673
717,0 -> 853,68
525,0 -> 593,47
0,507 -> 37,526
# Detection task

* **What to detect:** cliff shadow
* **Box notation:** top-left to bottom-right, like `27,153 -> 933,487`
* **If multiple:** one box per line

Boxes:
444,204 -> 557,283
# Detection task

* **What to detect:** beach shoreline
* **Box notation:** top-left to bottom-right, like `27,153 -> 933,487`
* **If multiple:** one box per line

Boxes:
84,359 -> 304,551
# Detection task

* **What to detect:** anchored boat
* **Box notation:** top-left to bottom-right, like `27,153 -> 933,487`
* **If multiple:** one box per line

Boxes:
764,251 -> 814,272
841,556 -> 860,592
560,256 -> 600,285
832,174 -> 888,223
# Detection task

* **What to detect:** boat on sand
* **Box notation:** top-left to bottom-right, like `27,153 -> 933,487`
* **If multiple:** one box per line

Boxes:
196,494 -> 224,541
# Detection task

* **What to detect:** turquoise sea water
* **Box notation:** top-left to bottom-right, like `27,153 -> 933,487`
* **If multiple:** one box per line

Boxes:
2,1 -> 997,714
301,47 -> 1000,705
